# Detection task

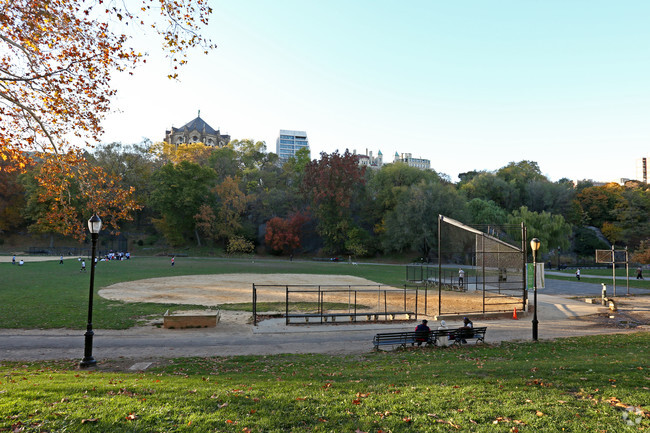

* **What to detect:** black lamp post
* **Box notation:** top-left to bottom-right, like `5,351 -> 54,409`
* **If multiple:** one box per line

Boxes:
80,214 -> 101,367
557,246 -> 560,270
530,238 -> 541,341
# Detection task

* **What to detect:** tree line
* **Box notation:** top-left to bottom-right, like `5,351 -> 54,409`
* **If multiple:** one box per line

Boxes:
3,140 -> 650,264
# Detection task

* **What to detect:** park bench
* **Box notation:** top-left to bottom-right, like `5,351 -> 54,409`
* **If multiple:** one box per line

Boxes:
286,311 -> 415,324
372,331 -> 433,348
436,326 -> 487,345
373,326 -> 487,350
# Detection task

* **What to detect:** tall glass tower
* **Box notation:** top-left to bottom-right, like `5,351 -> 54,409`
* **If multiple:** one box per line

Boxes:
276,130 -> 309,162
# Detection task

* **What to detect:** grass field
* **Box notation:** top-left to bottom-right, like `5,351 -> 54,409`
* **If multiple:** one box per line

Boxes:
1,333 -> 648,432
2,257 -> 648,330
2,257 -> 649,431
0,257 -> 408,329
548,274 -> 650,290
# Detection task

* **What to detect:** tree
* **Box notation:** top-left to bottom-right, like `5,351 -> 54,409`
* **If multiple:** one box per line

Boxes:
460,172 -> 520,211
466,198 -> 508,226
0,161 -> 26,231
149,161 -> 216,246
573,183 -> 623,227
150,142 -> 214,166
506,206 -> 571,254
301,150 -> 366,253
632,240 -> 650,264
264,212 -> 309,255
232,139 -> 268,171
1,0 -> 214,236
89,142 -> 160,227
20,152 -> 140,240
226,235 -> 255,255
382,181 -> 467,254
213,176 -> 248,242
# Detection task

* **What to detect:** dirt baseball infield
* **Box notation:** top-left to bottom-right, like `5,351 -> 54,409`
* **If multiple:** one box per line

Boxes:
98,273 -> 516,316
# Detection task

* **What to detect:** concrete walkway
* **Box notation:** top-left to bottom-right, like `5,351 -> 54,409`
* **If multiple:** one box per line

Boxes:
1,294 -> 645,364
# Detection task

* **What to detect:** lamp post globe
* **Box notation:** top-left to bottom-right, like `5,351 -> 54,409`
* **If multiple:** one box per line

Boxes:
530,238 -> 541,341
80,214 -> 101,367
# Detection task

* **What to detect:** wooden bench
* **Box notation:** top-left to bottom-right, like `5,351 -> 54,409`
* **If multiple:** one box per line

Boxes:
373,327 -> 487,350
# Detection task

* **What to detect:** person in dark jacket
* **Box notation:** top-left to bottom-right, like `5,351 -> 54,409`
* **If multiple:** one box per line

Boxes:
414,319 -> 431,346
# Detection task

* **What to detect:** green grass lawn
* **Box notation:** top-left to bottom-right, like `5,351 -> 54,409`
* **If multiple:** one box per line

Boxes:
0,257 -> 408,329
1,333 -> 648,432
546,273 -> 650,290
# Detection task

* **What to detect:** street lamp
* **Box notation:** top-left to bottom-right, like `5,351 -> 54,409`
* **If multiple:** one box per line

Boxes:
530,238 -> 541,341
557,246 -> 560,270
80,214 -> 101,367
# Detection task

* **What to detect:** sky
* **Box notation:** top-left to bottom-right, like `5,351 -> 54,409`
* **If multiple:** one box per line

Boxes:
100,1 -> 650,183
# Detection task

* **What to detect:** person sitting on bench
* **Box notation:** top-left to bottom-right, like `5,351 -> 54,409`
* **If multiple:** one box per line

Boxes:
457,317 -> 473,344
414,319 -> 430,346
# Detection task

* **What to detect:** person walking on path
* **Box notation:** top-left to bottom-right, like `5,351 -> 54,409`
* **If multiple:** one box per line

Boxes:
575,268 -> 581,281
458,268 -> 465,288
59,255 -> 64,264
80,260 -> 86,272
12,255 -> 15,265
171,256 -> 175,267
637,267 -> 644,280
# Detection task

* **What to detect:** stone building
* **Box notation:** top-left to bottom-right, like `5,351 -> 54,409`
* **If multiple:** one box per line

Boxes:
394,152 -> 431,170
164,113 -> 230,147
354,149 -> 383,168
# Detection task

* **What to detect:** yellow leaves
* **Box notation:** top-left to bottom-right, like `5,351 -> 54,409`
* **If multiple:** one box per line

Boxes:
427,414 -> 460,429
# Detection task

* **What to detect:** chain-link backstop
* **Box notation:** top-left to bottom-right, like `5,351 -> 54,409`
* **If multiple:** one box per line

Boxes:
431,215 -> 527,316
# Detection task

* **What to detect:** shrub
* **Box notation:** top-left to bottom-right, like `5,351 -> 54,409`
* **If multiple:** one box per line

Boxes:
227,235 -> 254,255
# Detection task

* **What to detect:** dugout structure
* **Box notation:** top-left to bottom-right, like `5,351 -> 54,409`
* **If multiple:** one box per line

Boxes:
252,284 -> 423,326
429,215 -> 527,316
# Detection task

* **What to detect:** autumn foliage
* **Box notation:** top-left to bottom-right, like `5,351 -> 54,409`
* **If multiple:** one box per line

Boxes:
0,0 -> 214,238
264,213 -> 309,255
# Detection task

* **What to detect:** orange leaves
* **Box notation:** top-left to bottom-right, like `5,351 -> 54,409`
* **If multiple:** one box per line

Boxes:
264,212 -> 309,254
24,150 -> 141,240
1,0 -> 214,180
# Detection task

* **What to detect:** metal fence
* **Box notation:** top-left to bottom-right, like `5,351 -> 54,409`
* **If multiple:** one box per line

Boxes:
252,284 -> 423,326
431,215 -> 527,316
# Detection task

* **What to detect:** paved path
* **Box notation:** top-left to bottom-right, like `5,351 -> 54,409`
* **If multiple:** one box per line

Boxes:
0,294 -> 645,363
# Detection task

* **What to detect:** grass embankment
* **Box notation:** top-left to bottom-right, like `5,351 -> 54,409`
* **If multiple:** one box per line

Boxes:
1,333 -> 648,432
0,258 -> 406,329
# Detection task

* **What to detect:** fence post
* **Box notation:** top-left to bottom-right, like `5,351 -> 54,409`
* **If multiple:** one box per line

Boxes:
253,284 -> 256,326
285,285 -> 289,326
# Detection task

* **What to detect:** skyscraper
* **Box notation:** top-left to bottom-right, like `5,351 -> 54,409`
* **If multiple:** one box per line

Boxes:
276,130 -> 309,162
